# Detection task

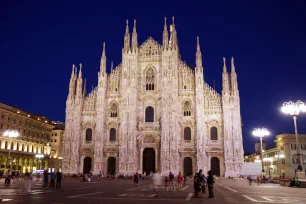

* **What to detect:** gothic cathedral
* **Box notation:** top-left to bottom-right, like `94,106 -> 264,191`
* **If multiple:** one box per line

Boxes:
63,18 -> 244,177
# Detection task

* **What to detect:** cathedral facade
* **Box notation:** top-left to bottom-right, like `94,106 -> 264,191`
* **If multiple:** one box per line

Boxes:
63,18 -> 244,177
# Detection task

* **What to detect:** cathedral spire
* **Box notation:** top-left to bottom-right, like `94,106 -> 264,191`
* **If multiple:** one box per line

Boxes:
231,57 -> 238,92
76,63 -> 83,98
131,19 -> 138,52
100,42 -> 106,74
124,19 -> 130,52
111,61 -> 113,72
170,16 -> 178,49
196,36 -> 203,73
222,57 -> 230,94
83,78 -> 86,97
162,17 -> 169,49
68,64 -> 76,99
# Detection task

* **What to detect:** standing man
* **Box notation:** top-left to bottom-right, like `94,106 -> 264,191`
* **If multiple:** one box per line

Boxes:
43,169 -> 48,188
207,170 -> 214,198
169,172 -> 175,191
56,170 -> 62,191
50,171 -> 56,188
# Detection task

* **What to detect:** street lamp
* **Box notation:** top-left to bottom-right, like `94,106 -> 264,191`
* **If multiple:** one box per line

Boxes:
253,128 -> 270,173
3,130 -> 20,170
35,153 -> 44,170
281,100 -> 306,171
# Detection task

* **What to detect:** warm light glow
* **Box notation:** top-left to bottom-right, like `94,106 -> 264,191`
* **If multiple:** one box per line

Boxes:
255,159 -> 261,163
275,154 -> 285,158
263,157 -> 273,162
28,114 -> 31,117
3,130 -> 20,138
17,111 -> 20,113
45,120 -> 48,123
35,153 -> 44,158
58,157 -> 63,159
281,100 -> 306,116
256,156 -> 259,159
245,156 -> 248,159
252,128 -> 270,138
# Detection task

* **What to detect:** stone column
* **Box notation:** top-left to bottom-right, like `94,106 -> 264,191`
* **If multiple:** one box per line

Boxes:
154,147 -> 158,172
139,147 -> 143,174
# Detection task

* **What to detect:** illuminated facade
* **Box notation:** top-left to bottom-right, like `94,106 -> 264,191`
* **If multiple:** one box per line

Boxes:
0,103 -> 53,173
244,134 -> 306,178
63,18 -> 244,177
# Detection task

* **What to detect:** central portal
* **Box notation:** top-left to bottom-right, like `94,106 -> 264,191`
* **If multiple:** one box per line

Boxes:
143,148 -> 155,175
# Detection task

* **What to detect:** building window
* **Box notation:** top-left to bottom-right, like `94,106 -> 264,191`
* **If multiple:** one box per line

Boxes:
110,103 -> 118,117
0,123 -> 2,129
55,133 -> 57,136
184,127 -> 191,141
145,106 -> 154,122
17,143 -> 19,151
183,101 -> 191,116
55,139 -> 57,142
281,159 -> 285,164
85,128 -> 92,142
301,144 -> 306,150
210,126 -> 218,140
110,128 -> 116,141
145,68 -> 155,90
291,144 -> 297,150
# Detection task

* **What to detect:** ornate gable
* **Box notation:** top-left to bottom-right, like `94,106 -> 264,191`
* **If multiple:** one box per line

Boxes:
204,83 -> 222,114
139,37 -> 162,61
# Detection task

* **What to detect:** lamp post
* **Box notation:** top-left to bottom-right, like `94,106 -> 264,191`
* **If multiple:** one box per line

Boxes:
35,153 -> 44,170
253,128 -> 270,173
281,100 -> 306,171
3,130 -> 19,170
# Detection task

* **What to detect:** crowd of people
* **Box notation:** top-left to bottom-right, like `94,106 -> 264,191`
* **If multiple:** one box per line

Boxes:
149,170 -> 215,198
1,169 -> 62,194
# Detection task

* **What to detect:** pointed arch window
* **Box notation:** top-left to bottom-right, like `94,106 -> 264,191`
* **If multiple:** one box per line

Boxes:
110,103 -> 118,117
110,128 -> 116,141
183,101 -> 192,116
210,126 -> 218,140
184,127 -> 191,141
145,106 -> 154,122
86,128 -> 92,142
145,68 -> 155,90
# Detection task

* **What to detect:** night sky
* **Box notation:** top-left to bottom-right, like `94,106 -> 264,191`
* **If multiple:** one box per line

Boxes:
1,1 -> 306,153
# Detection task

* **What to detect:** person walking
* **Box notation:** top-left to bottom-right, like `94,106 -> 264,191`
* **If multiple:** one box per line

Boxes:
50,171 -> 56,188
177,172 -> 183,191
152,173 -> 162,197
248,175 -> 252,186
207,170 -> 214,198
257,175 -> 260,186
169,172 -> 175,191
56,170 -> 62,191
201,173 -> 207,197
43,169 -> 48,188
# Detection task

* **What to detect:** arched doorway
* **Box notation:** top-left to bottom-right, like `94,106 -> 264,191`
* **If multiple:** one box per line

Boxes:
184,157 -> 193,176
143,148 -> 155,175
107,157 -> 116,175
83,157 -> 92,174
211,157 -> 220,176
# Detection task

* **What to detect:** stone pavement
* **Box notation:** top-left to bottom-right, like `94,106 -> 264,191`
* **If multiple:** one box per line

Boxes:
1,177 -> 306,203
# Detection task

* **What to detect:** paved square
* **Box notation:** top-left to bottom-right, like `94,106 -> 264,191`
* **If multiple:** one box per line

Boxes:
1,177 -> 306,203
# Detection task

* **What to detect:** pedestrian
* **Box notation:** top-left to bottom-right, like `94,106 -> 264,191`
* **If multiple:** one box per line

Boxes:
152,173 -> 162,197
4,170 -> 10,186
257,175 -> 260,186
164,176 -> 169,191
56,170 -> 62,191
50,171 -> 56,188
207,170 -> 214,198
248,175 -> 252,186
193,170 -> 202,198
201,173 -> 207,197
177,172 -> 183,191
43,169 -> 48,188
133,173 -> 139,184
169,172 -> 175,191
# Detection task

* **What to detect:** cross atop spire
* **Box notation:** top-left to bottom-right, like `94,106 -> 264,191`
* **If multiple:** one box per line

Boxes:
197,36 -> 200,51
125,19 -> 129,33
124,19 -> 131,52
100,42 -> 106,74
102,42 -> 106,57
133,19 -> 136,32
196,36 -> 202,72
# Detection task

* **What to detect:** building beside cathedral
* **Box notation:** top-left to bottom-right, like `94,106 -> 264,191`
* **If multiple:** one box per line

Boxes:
63,17 -> 244,177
